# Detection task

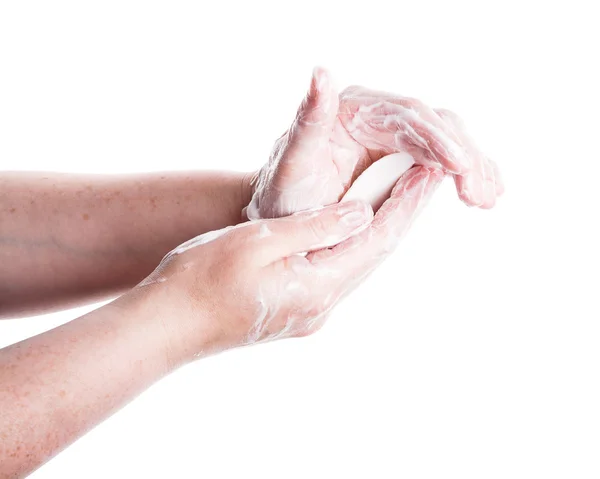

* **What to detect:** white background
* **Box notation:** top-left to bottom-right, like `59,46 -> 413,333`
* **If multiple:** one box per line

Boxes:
1,1 -> 599,477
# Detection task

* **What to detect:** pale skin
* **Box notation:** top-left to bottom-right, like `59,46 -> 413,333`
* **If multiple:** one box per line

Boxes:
0,68 -> 502,478
0,170 -> 253,318
0,168 -> 441,477
247,67 -> 503,221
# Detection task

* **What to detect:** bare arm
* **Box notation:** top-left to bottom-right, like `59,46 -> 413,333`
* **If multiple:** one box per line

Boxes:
0,290 -> 186,478
0,171 -> 252,318
0,167 -> 437,477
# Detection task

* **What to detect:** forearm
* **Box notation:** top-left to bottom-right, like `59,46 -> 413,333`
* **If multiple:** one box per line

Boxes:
0,290 -> 190,478
0,170 -> 253,318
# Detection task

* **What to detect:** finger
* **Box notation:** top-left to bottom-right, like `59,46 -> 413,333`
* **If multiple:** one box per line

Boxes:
453,167 -> 484,207
481,158 -> 497,209
436,108 -> 500,208
339,88 -> 468,174
489,158 -> 505,196
253,200 -> 373,265
436,109 -> 484,206
309,166 -> 444,277
287,66 -> 339,157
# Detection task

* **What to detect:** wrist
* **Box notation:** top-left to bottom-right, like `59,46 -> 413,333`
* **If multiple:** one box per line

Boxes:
120,284 -> 230,369
106,288 -> 188,373
73,290 -> 181,386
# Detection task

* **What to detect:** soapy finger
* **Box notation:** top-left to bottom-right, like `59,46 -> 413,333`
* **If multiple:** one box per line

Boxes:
253,200 -> 373,265
436,108 -> 502,207
339,87 -> 468,174
308,166 -> 443,279
287,67 -> 339,159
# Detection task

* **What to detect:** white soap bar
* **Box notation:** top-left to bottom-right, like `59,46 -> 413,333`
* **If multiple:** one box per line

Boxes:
341,152 -> 415,212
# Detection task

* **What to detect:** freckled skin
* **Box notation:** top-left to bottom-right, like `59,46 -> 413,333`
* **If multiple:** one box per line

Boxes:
0,171 -> 254,318
0,296 -> 174,477
0,67 -> 491,475
0,168 -> 440,476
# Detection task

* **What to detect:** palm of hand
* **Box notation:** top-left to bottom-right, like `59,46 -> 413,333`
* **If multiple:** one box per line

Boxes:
254,121 -> 371,216
245,83 -> 388,219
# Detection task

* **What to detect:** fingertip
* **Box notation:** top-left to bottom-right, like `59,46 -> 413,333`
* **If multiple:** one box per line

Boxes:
454,174 -> 483,207
494,177 -> 505,197
304,67 -> 327,106
295,66 -> 337,133
496,181 -> 505,197
480,181 -> 497,209
489,159 -> 505,196
306,69 -> 318,103
312,66 -> 329,93
462,192 -> 484,208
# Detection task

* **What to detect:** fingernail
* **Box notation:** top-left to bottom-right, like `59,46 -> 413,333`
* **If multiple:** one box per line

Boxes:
339,201 -> 373,228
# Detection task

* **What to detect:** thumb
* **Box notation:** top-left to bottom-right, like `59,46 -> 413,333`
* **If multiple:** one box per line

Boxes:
287,67 -> 339,153
255,200 -> 373,264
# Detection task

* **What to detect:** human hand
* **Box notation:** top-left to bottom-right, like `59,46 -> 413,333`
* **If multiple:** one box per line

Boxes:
245,68 -> 502,219
138,166 -> 442,365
